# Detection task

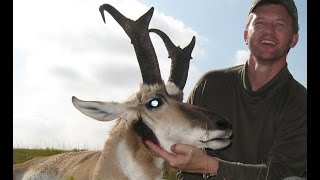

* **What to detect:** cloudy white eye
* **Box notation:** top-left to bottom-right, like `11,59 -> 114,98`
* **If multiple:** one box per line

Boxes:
146,98 -> 162,109
150,100 -> 158,107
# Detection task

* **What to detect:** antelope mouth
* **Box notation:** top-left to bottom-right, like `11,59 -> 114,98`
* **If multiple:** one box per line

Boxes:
134,119 -> 159,145
200,135 -> 231,143
199,130 -> 232,149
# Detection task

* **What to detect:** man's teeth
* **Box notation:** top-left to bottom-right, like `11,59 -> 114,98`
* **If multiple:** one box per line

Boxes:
261,40 -> 276,45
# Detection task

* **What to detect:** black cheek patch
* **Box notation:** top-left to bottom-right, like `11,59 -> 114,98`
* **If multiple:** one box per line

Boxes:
178,103 -> 221,129
133,119 -> 159,145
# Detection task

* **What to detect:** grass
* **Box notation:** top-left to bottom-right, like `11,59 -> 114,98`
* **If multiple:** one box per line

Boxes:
13,148 -> 85,165
163,166 -> 180,180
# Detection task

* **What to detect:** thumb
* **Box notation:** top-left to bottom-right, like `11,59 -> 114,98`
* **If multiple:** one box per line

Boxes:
170,143 -> 195,154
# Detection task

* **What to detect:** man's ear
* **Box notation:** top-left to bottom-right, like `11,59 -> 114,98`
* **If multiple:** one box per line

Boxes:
290,33 -> 299,48
244,30 -> 248,45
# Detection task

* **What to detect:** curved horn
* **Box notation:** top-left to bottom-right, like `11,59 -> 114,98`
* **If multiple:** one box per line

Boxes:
99,4 -> 162,85
149,28 -> 196,91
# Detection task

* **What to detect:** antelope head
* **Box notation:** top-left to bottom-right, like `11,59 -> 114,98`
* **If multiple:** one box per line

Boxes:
72,4 -> 232,152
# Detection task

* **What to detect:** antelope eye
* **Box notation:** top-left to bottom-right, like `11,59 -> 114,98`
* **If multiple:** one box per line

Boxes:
146,98 -> 162,109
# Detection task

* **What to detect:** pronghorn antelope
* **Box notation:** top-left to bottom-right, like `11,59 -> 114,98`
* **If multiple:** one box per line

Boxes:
13,4 -> 232,180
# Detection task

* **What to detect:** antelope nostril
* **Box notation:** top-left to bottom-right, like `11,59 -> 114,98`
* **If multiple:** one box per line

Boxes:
217,119 -> 232,130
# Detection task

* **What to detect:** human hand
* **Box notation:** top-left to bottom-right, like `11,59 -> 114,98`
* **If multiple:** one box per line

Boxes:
145,140 -> 219,175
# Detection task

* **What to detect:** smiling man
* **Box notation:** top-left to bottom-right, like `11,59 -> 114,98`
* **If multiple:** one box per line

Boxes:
145,0 -> 307,179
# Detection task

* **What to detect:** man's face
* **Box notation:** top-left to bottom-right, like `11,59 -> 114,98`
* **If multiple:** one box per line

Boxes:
244,4 -> 298,62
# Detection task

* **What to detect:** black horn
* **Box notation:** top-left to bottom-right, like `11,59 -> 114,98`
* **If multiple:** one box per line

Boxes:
99,4 -> 162,85
149,28 -> 195,93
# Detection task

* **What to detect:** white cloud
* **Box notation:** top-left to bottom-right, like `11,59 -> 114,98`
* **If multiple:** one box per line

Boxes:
13,0 -> 203,149
234,49 -> 249,65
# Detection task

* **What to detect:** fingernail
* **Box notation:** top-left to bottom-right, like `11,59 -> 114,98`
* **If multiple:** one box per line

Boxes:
170,144 -> 176,152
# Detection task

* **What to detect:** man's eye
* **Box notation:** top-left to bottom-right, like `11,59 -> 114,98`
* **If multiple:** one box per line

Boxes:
275,22 -> 287,29
254,21 -> 264,26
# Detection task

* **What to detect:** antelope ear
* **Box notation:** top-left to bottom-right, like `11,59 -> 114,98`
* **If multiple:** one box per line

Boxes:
72,96 -> 136,122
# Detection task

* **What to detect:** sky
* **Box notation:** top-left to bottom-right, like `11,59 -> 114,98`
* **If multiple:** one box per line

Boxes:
13,0 -> 307,150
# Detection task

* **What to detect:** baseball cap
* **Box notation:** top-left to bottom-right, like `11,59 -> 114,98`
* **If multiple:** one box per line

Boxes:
249,0 -> 299,33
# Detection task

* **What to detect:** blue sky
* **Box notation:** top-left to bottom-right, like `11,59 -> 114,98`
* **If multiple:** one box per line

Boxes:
13,0 -> 307,149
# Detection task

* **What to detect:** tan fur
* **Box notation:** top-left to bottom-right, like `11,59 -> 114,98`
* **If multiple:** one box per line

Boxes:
13,119 -> 164,180
91,119 -> 128,179
126,121 -> 163,178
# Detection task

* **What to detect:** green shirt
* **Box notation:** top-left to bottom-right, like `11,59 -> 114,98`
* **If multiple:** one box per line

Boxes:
182,63 -> 307,179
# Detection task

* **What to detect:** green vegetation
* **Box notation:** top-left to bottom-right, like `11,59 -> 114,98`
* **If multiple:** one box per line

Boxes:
163,166 -> 180,180
63,176 -> 75,180
13,148 -> 86,165
13,148 -> 65,164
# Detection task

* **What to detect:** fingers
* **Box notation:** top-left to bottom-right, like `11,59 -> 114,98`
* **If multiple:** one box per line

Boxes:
145,140 -> 176,161
146,141 -> 195,166
170,143 -> 196,154
145,141 -> 219,174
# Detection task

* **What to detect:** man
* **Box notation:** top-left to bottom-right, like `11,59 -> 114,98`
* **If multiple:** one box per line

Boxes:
145,0 -> 307,179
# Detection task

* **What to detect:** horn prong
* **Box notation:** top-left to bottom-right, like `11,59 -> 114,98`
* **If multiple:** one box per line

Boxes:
150,28 -> 196,93
99,5 -> 106,23
100,4 -> 162,85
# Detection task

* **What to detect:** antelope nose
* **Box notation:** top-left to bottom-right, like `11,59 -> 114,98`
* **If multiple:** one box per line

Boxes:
217,119 -> 232,130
